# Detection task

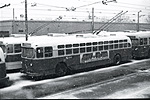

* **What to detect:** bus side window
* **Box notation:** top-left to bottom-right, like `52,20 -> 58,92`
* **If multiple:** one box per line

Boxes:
98,41 -> 103,45
73,48 -> 79,54
36,47 -> 43,58
58,50 -> 64,56
73,44 -> 79,47
104,41 -> 108,44
7,44 -> 13,53
80,43 -> 85,47
109,44 -> 113,49
144,38 -> 147,45
119,44 -> 123,48
66,44 -> 72,48
14,44 -> 21,53
86,47 -> 92,52
104,45 -> 108,50
119,40 -> 123,43
80,48 -> 85,53
109,41 -> 113,44
92,42 -> 97,45
86,42 -> 91,46
140,38 -> 143,45
114,44 -> 118,49
98,45 -> 103,51
93,46 -> 98,51
124,43 -> 128,48
58,45 -> 64,49
44,47 -> 53,57
114,40 -> 118,49
66,49 -> 72,55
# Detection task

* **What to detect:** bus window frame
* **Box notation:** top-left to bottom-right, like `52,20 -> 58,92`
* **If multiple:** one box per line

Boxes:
7,44 -> 14,53
14,44 -> 21,53
44,46 -> 53,58
36,47 -> 44,58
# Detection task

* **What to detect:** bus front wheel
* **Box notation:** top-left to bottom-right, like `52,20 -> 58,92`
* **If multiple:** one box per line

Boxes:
55,63 -> 68,77
147,50 -> 150,58
114,54 -> 121,65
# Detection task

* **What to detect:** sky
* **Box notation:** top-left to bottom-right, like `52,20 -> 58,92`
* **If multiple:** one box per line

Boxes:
0,0 -> 150,22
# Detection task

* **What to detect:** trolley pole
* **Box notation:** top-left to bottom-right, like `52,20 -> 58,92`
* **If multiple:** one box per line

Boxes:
91,8 -> 94,33
25,0 -> 28,41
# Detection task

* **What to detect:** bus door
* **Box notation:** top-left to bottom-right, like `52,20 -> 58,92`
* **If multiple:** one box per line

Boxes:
130,38 -> 139,57
140,38 -> 148,57
143,38 -> 149,56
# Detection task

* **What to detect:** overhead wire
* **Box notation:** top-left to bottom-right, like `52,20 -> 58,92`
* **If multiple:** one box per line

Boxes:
1,0 -> 150,22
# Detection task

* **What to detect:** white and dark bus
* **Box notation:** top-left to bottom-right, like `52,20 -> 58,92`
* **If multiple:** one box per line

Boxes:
21,34 -> 132,77
0,35 -> 65,71
106,31 -> 150,59
0,47 -> 9,88
0,37 -> 25,71
124,31 -> 150,59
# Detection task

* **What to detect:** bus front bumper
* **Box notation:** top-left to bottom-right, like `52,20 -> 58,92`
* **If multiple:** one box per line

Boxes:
0,76 -> 9,88
20,69 -> 43,77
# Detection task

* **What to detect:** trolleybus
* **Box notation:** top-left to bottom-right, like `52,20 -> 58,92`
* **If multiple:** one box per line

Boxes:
0,36 -> 25,70
106,31 -> 150,59
125,31 -> 150,59
0,47 -> 9,88
0,34 -> 67,71
21,34 -> 132,77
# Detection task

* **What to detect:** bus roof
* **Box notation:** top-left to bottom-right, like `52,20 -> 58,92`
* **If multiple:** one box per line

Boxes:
104,31 -> 150,38
0,37 -> 25,44
22,33 -> 131,48
0,35 -> 50,44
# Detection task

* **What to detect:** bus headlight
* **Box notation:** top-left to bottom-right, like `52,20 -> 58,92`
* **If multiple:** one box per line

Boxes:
135,48 -> 138,50
30,63 -> 33,67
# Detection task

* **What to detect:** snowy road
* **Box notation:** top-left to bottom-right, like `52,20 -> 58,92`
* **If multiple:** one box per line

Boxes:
0,59 -> 150,99
44,70 -> 150,99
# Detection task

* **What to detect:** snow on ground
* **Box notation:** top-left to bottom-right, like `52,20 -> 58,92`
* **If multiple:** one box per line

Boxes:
102,81 -> 150,99
38,59 -> 150,99
1,59 -> 150,98
39,80 -> 150,99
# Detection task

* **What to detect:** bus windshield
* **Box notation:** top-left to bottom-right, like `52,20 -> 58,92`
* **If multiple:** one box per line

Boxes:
22,48 -> 35,58
0,45 -> 6,53
131,39 -> 139,46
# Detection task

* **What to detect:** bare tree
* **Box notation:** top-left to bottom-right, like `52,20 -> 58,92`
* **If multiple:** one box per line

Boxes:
114,16 -> 134,23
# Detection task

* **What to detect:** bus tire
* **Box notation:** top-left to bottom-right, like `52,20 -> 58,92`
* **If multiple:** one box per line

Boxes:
113,54 -> 121,65
55,63 -> 68,77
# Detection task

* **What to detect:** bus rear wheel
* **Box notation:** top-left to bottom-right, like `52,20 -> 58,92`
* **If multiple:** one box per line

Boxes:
55,63 -> 68,77
114,54 -> 121,65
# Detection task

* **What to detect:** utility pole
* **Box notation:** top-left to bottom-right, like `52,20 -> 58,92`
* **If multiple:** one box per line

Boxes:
25,0 -> 28,41
91,8 -> 94,33
12,8 -> 15,34
137,10 -> 141,32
